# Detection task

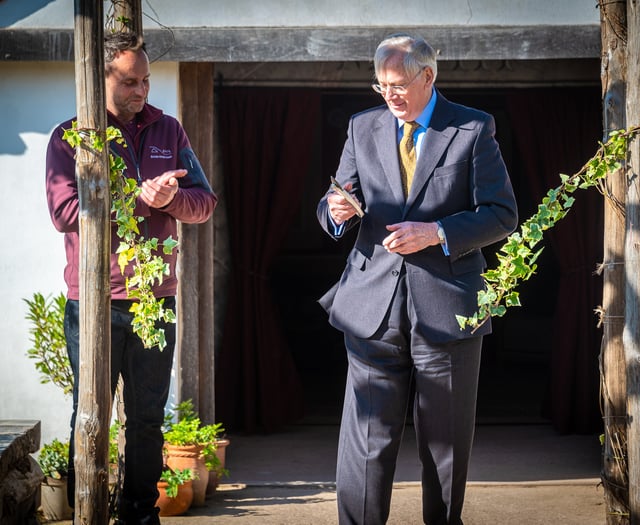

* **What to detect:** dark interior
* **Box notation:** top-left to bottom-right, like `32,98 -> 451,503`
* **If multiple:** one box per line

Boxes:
218,84 -> 603,434
271,87 -> 559,425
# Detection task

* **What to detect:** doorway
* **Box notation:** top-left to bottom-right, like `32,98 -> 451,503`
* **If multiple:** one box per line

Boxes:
270,87 -> 559,425
218,84 -> 603,434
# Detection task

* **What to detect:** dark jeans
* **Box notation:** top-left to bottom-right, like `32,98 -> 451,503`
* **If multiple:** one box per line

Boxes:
64,298 -> 176,521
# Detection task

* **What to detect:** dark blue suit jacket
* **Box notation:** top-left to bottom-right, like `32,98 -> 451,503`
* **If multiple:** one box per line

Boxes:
317,90 -> 518,342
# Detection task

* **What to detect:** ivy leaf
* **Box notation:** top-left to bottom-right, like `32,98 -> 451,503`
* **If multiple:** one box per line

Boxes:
456,126 -> 640,333
162,236 -> 179,254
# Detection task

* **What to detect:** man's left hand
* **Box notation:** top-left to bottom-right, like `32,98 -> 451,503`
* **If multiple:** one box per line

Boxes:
140,169 -> 187,208
382,221 -> 439,255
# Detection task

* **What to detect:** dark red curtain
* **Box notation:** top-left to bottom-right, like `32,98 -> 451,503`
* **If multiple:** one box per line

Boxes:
216,87 -> 321,433
507,87 -> 603,434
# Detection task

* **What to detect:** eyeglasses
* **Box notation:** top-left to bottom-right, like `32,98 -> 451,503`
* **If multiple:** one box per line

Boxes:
371,68 -> 425,96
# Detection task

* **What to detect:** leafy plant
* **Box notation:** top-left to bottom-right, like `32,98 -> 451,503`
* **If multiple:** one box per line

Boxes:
38,438 -> 69,479
62,122 -> 177,350
109,420 -> 122,466
457,126 -> 640,332
105,0 -> 133,32
23,292 -> 72,395
159,467 -> 194,498
163,399 -> 227,475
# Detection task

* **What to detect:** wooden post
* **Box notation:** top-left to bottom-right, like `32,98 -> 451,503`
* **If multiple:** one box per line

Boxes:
625,1 -> 640,523
107,0 -> 142,34
177,63 -> 217,423
73,1 -> 111,523
600,0 -> 629,522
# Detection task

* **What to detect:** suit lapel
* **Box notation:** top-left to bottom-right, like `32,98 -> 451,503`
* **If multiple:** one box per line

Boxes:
404,94 -> 457,214
372,111 -> 406,210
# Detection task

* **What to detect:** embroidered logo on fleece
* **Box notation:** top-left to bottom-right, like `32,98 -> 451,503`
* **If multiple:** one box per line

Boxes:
149,146 -> 173,159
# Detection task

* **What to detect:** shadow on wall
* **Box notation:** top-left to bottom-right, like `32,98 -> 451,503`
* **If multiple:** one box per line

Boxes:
0,1 -> 57,28
0,1 -> 73,155
0,61 -> 76,155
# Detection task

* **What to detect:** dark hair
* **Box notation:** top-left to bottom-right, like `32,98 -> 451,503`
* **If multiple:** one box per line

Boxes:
104,32 -> 146,65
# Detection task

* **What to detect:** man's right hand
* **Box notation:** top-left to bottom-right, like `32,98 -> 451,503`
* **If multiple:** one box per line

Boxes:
327,182 -> 361,225
140,169 -> 187,209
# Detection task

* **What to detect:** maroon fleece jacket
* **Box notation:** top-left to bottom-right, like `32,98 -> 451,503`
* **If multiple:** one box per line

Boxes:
46,103 -> 218,300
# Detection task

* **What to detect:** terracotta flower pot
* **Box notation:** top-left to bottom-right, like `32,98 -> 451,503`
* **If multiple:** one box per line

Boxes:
207,438 -> 230,494
156,479 -> 193,517
164,443 -> 209,506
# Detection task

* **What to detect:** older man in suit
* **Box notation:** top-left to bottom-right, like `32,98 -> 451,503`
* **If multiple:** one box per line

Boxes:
317,34 -> 518,525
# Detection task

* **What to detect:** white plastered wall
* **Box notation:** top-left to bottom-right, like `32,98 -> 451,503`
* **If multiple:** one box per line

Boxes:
0,60 -> 179,447
1,0 -> 599,28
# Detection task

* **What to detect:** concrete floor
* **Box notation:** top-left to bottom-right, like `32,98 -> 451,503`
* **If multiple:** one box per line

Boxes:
48,423 -> 605,524
162,423 -> 605,524
222,423 -> 602,485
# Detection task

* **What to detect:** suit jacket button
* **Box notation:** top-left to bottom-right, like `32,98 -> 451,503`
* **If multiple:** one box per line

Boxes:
391,270 -> 399,276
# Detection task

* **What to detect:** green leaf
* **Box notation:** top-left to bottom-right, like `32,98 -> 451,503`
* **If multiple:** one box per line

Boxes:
455,126 -> 640,331
24,292 -> 72,395
61,125 -> 183,350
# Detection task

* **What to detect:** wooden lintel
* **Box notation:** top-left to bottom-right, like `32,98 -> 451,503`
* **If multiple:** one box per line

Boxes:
1,25 -> 600,62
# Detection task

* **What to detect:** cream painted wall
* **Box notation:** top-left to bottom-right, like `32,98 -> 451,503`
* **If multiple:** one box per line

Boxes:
0,0 -> 599,451
0,60 -> 179,447
0,0 -> 599,29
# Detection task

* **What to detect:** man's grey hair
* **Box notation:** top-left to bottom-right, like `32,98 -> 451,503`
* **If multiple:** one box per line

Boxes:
104,32 -> 147,69
373,33 -> 438,82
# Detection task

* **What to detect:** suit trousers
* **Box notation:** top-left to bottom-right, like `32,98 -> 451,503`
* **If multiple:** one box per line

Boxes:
336,271 -> 482,525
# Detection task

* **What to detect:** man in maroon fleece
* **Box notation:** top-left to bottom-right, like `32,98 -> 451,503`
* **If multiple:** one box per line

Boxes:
45,32 -> 217,524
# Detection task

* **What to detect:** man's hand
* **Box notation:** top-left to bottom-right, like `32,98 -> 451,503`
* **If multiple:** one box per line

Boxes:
140,169 -> 187,208
382,221 -> 440,255
327,182 -> 362,225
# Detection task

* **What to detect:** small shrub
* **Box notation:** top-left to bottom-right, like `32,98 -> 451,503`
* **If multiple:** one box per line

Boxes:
38,438 -> 69,479
160,467 -> 194,498
24,292 -> 72,395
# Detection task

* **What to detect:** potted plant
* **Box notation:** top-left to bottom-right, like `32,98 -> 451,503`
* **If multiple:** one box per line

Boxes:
156,466 -> 194,517
23,292 -> 72,395
37,438 -> 73,521
162,399 -> 228,506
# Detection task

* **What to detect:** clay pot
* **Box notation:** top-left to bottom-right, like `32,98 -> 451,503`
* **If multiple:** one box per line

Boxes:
156,479 -> 193,517
40,477 -> 73,521
164,443 -> 209,506
207,438 -> 230,494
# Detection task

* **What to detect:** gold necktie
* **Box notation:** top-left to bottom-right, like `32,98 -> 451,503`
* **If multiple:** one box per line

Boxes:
399,121 -> 420,197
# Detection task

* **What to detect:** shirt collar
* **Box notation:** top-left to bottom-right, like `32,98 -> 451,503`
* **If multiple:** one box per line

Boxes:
398,87 -> 437,131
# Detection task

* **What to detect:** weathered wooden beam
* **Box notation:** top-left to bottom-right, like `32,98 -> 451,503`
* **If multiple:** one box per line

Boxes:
177,62 -> 216,424
0,25 -> 601,62
600,0 -> 629,522
213,58 -> 600,88
0,421 -> 42,525
107,0 -> 142,34
73,0 -> 111,523
626,0 -> 640,522
0,421 -> 41,479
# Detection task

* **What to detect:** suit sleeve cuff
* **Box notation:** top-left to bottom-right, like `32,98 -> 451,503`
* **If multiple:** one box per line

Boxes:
437,221 -> 450,256
329,211 -> 346,237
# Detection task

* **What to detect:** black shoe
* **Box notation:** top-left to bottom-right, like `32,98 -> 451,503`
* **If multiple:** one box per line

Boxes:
115,505 -> 160,525
114,515 -> 160,525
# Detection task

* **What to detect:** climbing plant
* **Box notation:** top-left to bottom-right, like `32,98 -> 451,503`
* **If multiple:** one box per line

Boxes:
457,126 -> 640,332
63,122 -> 177,350
105,0 -> 133,33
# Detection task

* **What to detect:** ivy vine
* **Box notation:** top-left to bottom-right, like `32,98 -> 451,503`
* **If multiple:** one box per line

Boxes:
457,126 -> 640,332
63,122 -> 177,350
